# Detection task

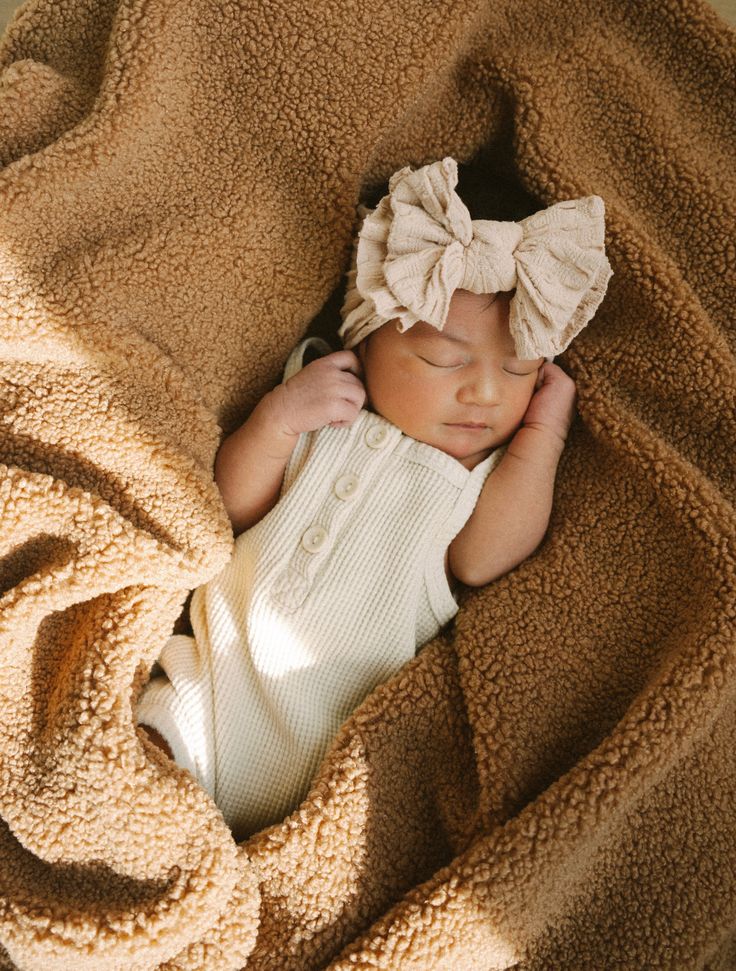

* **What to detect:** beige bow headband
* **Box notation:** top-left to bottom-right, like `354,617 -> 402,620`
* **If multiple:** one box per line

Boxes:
338,156 -> 613,362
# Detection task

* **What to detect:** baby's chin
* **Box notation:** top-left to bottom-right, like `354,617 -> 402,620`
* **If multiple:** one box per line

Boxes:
440,423 -> 522,458
443,443 -> 497,470
411,429 -> 504,469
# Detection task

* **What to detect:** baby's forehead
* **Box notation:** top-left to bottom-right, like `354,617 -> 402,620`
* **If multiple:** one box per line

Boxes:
407,318 -> 516,353
403,319 -> 544,365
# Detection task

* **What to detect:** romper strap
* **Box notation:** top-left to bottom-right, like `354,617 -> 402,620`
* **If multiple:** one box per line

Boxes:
283,336 -> 334,381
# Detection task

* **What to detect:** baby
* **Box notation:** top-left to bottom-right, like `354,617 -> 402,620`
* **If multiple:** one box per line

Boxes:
137,156 -> 613,841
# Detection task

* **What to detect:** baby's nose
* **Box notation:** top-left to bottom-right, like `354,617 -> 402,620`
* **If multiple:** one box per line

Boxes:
457,365 -> 500,405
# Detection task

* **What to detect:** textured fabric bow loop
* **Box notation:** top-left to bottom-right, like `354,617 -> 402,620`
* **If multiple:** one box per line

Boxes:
339,156 -> 613,361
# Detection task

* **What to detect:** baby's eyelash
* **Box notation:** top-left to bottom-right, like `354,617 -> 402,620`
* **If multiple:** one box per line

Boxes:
418,355 -> 534,375
418,356 -> 462,369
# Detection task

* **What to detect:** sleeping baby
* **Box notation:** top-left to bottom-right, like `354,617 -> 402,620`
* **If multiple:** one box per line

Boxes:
136,156 -> 613,841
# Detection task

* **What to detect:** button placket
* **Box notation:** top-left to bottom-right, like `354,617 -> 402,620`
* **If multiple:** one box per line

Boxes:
271,417 -> 400,611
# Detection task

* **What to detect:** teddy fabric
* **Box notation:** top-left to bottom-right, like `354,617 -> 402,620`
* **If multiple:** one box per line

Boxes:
135,336 -> 505,842
0,0 -> 734,967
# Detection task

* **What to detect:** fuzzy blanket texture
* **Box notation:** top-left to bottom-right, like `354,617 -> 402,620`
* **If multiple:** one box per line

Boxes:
0,0 -> 734,968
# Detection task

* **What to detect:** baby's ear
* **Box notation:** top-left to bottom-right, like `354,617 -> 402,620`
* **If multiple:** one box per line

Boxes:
356,339 -> 367,367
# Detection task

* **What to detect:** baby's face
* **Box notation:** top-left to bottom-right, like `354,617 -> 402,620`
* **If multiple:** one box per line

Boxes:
356,289 -> 544,470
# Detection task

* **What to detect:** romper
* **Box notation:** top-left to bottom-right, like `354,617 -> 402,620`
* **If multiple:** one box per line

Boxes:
135,336 -> 507,839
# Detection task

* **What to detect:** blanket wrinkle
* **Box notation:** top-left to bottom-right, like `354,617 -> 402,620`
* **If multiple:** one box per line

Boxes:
0,0 -> 734,968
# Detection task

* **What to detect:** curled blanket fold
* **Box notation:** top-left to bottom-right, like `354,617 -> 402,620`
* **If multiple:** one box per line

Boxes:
0,0 -> 734,969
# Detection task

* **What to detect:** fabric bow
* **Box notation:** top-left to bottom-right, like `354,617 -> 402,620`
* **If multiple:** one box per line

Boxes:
338,156 -> 613,361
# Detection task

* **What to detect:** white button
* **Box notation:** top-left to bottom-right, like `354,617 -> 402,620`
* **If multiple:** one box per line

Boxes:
334,473 -> 359,500
365,425 -> 389,448
301,525 -> 327,553
271,569 -> 309,611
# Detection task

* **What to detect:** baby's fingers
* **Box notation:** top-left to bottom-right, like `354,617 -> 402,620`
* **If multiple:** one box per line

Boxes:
327,396 -> 363,427
324,349 -> 363,379
335,372 -> 367,409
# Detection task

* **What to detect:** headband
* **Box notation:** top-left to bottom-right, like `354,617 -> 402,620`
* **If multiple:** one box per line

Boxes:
338,156 -> 613,362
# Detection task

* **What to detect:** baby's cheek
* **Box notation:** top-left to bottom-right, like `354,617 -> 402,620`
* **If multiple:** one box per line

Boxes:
382,358 -> 424,392
391,365 -> 439,411
517,385 -> 537,416
394,350 -> 423,372
404,366 -> 446,399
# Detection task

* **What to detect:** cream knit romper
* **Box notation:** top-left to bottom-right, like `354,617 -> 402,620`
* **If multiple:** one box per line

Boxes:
136,337 -> 507,838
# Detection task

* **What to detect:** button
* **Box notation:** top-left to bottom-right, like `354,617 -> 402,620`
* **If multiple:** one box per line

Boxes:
334,473 -> 359,500
301,525 -> 327,553
271,568 -> 310,611
365,425 -> 389,448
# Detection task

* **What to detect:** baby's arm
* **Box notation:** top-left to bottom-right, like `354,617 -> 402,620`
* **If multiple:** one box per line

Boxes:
448,361 -> 576,587
214,350 -> 365,536
448,425 -> 566,586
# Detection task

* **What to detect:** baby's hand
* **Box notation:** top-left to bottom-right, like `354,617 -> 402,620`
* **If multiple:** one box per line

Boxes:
267,350 -> 366,437
521,362 -> 577,444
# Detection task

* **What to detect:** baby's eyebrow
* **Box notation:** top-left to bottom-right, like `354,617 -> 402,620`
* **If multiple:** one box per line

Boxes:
420,330 -> 515,355
418,330 -> 468,345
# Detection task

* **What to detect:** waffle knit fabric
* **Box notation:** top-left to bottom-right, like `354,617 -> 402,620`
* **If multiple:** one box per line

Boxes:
0,0 -> 734,968
135,337 -> 504,842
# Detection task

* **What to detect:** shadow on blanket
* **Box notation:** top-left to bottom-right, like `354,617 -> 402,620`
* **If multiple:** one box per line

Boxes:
0,0 -> 734,968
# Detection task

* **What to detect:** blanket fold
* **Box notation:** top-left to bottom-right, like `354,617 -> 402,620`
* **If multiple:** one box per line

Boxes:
0,0 -> 733,967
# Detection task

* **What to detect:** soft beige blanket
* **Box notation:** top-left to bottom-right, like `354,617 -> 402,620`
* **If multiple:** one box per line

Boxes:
0,0 -> 734,968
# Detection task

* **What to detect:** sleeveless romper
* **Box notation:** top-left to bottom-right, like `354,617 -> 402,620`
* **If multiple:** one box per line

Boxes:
136,336 -> 507,838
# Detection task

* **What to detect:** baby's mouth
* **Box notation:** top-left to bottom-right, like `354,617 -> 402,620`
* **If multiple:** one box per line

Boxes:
445,422 -> 489,430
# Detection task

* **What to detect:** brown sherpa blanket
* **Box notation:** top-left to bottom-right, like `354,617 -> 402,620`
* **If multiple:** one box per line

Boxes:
0,0 -> 734,967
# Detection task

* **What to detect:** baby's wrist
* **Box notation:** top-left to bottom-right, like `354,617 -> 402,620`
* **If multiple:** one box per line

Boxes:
511,423 -> 567,464
253,388 -> 300,456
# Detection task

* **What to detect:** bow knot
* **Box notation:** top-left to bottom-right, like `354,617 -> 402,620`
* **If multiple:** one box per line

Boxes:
339,156 -> 613,360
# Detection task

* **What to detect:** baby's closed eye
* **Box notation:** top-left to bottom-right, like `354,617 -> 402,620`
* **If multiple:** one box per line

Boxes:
417,353 -> 464,369
417,352 -> 535,375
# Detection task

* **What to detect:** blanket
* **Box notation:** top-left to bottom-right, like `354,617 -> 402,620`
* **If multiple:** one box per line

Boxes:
0,0 -> 734,967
